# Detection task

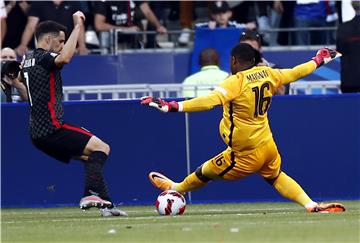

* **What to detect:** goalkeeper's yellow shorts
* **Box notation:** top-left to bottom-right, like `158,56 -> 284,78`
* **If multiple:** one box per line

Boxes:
201,138 -> 281,181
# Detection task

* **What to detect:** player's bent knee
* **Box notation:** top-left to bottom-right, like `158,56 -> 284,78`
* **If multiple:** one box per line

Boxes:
102,143 -> 110,155
264,171 -> 282,185
86,136 -> 110,155
195,166 -> 212,183
96,142 -> 110,155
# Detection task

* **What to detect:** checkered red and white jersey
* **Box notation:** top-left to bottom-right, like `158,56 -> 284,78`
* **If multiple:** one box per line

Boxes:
22,48 -> 64,139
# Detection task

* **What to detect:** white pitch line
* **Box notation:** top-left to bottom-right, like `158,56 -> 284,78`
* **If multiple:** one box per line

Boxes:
2,206 -> 306,225
1,206 -> 297,216
3,218 -> 331,226
2,210 -> 342,225
2,211 -> 295,224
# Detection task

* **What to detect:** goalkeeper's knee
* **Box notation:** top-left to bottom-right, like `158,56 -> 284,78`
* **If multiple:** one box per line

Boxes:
195,165 -> 213,183
264,171 -> 282,185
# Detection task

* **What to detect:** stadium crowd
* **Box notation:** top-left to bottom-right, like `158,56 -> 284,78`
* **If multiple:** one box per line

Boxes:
0,0 -> 359,103
0,0 -> 352,53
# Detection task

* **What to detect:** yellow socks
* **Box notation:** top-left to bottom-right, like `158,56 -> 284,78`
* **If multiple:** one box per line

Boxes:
273,172 -> 315,207
175,172 -> 207,193
174,170 -> 316,209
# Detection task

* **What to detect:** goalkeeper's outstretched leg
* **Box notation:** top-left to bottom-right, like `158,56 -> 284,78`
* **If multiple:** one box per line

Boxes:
267,171 -> 345,213
149,165 -> 213,194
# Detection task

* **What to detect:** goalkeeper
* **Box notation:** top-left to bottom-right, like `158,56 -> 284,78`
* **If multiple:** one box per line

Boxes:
141,43 -> 345,213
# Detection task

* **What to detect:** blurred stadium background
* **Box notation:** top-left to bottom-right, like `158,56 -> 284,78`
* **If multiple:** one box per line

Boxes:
1,1 -> 359,242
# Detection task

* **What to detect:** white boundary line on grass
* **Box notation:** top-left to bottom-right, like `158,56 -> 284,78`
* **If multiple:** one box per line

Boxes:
3,217 -> 349,225
2,206 -> 297,215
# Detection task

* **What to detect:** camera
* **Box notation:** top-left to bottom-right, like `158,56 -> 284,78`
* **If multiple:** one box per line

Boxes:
1,60 -> 21,80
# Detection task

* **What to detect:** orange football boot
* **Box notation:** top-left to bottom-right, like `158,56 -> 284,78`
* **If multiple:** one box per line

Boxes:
307,202 -> 345,213
149,172 -> 174,191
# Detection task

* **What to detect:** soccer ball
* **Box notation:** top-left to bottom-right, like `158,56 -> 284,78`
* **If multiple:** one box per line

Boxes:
155,190 -> 186,216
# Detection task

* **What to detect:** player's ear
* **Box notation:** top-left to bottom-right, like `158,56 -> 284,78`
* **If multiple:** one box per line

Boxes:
231,56 -> 237,66
254,49 -> 261,65
45,34 -> 52,45
227,11 -> 232,19
230,56 -> 237,74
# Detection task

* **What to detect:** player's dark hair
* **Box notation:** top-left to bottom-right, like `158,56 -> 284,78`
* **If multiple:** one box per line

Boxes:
199,48 -> 220,67
35,21 -> 67,41
231,43 -> 256,67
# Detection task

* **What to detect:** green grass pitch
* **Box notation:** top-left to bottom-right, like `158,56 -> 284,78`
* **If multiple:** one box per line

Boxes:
2,200 -> 359,243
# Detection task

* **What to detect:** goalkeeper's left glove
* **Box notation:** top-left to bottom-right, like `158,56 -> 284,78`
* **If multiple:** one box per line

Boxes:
312,48 -> 342,68
141,96 -> 179,112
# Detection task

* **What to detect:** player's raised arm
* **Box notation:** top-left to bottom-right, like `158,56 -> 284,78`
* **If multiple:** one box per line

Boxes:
141,72 -> 243,113
275,48 -> 341,85
54,11 -> 85,66
141,92 -> 224,113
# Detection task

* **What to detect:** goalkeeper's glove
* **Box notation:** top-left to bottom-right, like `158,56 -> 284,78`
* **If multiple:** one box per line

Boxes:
312,48 -> 342,68
141,96 -> 179,112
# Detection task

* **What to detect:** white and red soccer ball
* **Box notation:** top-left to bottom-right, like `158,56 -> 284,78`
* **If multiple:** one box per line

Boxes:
155,190 -> 186,216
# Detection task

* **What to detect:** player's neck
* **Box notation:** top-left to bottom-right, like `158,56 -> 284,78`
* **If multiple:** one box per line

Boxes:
237,64 -> 254,73
36,42 -> 51,52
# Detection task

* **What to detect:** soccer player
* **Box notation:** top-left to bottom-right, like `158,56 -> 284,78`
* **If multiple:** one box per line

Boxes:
21,12 -> 127,217
141,43 -> 346,213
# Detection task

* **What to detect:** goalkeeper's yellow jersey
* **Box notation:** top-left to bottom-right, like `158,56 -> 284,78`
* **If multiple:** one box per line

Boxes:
180,61 -> 316,155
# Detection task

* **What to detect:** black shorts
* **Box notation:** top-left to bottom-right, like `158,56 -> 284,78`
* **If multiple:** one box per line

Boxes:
32,124 -> 93,163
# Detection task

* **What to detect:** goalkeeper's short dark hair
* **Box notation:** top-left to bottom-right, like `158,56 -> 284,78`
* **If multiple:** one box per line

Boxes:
231,43 -> 256,66
35,20 -> 67,41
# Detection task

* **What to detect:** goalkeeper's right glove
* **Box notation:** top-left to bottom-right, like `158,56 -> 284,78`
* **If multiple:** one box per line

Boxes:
141,96 -> 179,112
312,48 -> 342,68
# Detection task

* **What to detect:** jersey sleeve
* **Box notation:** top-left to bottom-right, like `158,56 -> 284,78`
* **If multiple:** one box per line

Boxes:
181,74 -> 242,112
271,61 -> 317,85
181,92 -> 222,112
38,52 -> 58,71
214,74 -> 243,102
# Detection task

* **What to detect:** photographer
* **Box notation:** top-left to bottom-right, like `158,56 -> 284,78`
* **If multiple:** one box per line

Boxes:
1,47 -> 28,102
